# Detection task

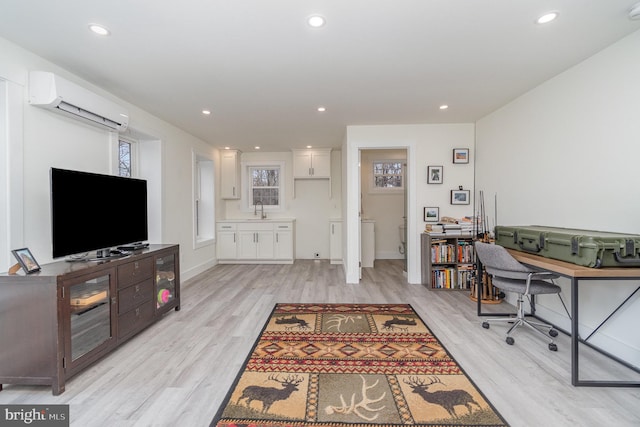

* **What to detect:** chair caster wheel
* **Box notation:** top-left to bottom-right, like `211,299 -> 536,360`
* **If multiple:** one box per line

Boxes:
549,343 -> 558,351
506,336 -> 515,345
482,322 -> 490,329
549,329 -> 558,337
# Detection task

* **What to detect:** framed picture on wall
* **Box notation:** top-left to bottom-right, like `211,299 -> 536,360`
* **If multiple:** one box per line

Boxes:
427,165 -> 443,184
452,148 -> 469,164
424,207 -> 439,222
450,190 -> 470,205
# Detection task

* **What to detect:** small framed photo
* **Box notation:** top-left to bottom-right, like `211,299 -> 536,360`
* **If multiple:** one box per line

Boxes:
453,148 -> 469,164
427,165 -> 443,184
424,207 -> 440,222
451,190 -> 470,205
11,247 -> 41,274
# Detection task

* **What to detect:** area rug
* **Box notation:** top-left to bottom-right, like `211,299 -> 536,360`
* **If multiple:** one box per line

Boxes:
211,303 -> 509,427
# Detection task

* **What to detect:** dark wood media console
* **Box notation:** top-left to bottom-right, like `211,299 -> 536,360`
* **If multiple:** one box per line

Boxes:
0,244 -> 180,395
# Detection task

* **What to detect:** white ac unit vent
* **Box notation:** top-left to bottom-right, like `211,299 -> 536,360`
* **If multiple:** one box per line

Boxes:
28,71 -> 129,131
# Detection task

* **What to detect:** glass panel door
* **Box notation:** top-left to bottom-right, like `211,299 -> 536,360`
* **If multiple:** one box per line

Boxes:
155,253 -> 177,311
69,274 -> 112,361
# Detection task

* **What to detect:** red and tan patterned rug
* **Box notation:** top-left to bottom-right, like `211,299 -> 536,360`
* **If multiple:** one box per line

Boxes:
211,303 -> 509,427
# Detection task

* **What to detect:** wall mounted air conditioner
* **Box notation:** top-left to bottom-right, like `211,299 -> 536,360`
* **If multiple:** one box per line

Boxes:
29,71 -> 129,131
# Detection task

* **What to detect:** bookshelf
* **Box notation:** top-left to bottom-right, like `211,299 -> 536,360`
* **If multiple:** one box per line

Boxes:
421,233 -> 475,290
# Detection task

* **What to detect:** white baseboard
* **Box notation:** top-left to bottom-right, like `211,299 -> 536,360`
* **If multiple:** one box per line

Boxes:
375,251 -> 404,260
181,258 -> 218,283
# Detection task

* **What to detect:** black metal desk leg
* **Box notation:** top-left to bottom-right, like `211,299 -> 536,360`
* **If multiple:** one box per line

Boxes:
571,276 -> 579,386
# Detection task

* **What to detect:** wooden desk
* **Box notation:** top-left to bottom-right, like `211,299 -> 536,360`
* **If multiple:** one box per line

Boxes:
482,250 -> 640,387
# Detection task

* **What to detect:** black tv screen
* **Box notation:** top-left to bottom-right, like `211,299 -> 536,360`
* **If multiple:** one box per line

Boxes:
50,168 -> 148,258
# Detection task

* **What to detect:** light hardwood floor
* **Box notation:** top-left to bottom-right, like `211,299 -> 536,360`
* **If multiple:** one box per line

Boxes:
1,260 -> 639,426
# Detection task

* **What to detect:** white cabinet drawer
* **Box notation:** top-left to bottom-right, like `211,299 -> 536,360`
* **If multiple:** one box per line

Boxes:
217,223 -> 237,231
273,223 -> 293,231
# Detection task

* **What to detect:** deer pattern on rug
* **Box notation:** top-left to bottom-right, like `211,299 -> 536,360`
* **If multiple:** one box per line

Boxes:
214,304 -> 509,426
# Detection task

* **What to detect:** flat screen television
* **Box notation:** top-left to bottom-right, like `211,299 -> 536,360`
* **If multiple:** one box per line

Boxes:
50,167 -> 148,259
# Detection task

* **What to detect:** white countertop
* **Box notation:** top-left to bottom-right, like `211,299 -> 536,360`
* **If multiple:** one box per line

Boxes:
217,218 -> 296,223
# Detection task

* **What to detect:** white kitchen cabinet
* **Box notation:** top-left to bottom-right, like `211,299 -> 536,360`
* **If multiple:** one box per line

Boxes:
329,220 -> 342,264
220,150 -> 240,199
238,229 -> 274,259
216,223 -> 237,259
361,220 -> 375,268
216,220 -> 295,264
273,223 -> 294,260
292,149 -> 331,178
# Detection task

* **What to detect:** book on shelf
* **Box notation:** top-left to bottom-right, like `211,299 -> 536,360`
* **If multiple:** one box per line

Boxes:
425,215 -> 482,235
431,267 -> 457,289
457,265 -> 475,290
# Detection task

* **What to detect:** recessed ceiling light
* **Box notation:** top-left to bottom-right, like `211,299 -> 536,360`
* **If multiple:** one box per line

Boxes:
537,12 -> 558,24
439,105 -> 449,110
317,106 -> 326,112
88,24 -> 110,36
307,145 -> 312,149
308,15 -> 326,28
202,109 -> 211,115
255,146 -> 261,150
224,146 -> 230,150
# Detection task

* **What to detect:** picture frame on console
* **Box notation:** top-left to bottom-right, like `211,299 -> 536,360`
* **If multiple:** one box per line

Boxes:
11,247 -> 41,274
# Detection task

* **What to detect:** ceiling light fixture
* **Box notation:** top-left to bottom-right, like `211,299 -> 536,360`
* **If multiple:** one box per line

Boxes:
317,106 -> 326,112
439,105 -> 449,110
629,2 -> 640,20
308,15 -> 326,28
202,109 -> 211,115
536,12 -> 558,24
255,146 -> 261,150
307,145 -> 312,149
88,23 -> 110,36
224,146 -> 230,150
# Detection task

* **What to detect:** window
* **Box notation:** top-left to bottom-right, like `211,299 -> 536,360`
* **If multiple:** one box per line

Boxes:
242,161 -> 285,211
118,138 -> 134,177
372,160 -> 404,191
250,166 -> 280,207
193,151 -> 215,248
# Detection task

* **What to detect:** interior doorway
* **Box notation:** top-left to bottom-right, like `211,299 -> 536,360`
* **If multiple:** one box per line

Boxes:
345,135 -> 417,284
359,148 -> 408,274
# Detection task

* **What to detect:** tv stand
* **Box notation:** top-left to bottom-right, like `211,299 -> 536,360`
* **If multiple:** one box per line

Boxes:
0,244 -> 180,395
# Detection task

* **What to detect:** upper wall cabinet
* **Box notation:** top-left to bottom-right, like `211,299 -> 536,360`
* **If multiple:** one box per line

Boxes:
292,149 -> 331,178
220,150 -> 240,199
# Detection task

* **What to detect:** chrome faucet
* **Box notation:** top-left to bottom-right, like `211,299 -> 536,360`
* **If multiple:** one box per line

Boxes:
254,200 -> 266,219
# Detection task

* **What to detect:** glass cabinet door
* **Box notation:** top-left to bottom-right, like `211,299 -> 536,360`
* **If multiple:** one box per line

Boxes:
67,272 -> 114,365
155,252 -> 177,313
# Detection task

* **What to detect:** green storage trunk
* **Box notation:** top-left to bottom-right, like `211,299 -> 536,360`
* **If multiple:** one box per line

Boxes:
494,225 -> 640,268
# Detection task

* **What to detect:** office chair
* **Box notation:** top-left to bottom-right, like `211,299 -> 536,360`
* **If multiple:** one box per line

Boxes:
474,242 -> 562,351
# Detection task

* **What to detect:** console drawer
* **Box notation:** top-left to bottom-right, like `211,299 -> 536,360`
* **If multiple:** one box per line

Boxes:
118,300 -> 154,340
117,257 -> 153,288
118,278 -> 154,315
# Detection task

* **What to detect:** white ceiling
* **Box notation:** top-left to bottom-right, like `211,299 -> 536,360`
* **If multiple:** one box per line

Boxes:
1,1 -> 639,152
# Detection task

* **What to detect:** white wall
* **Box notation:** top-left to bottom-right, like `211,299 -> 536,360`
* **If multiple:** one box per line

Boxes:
346,124 -> 475,283
0,77 -> 24,273
476,29 -> 640,368
0,36 -> 217,280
